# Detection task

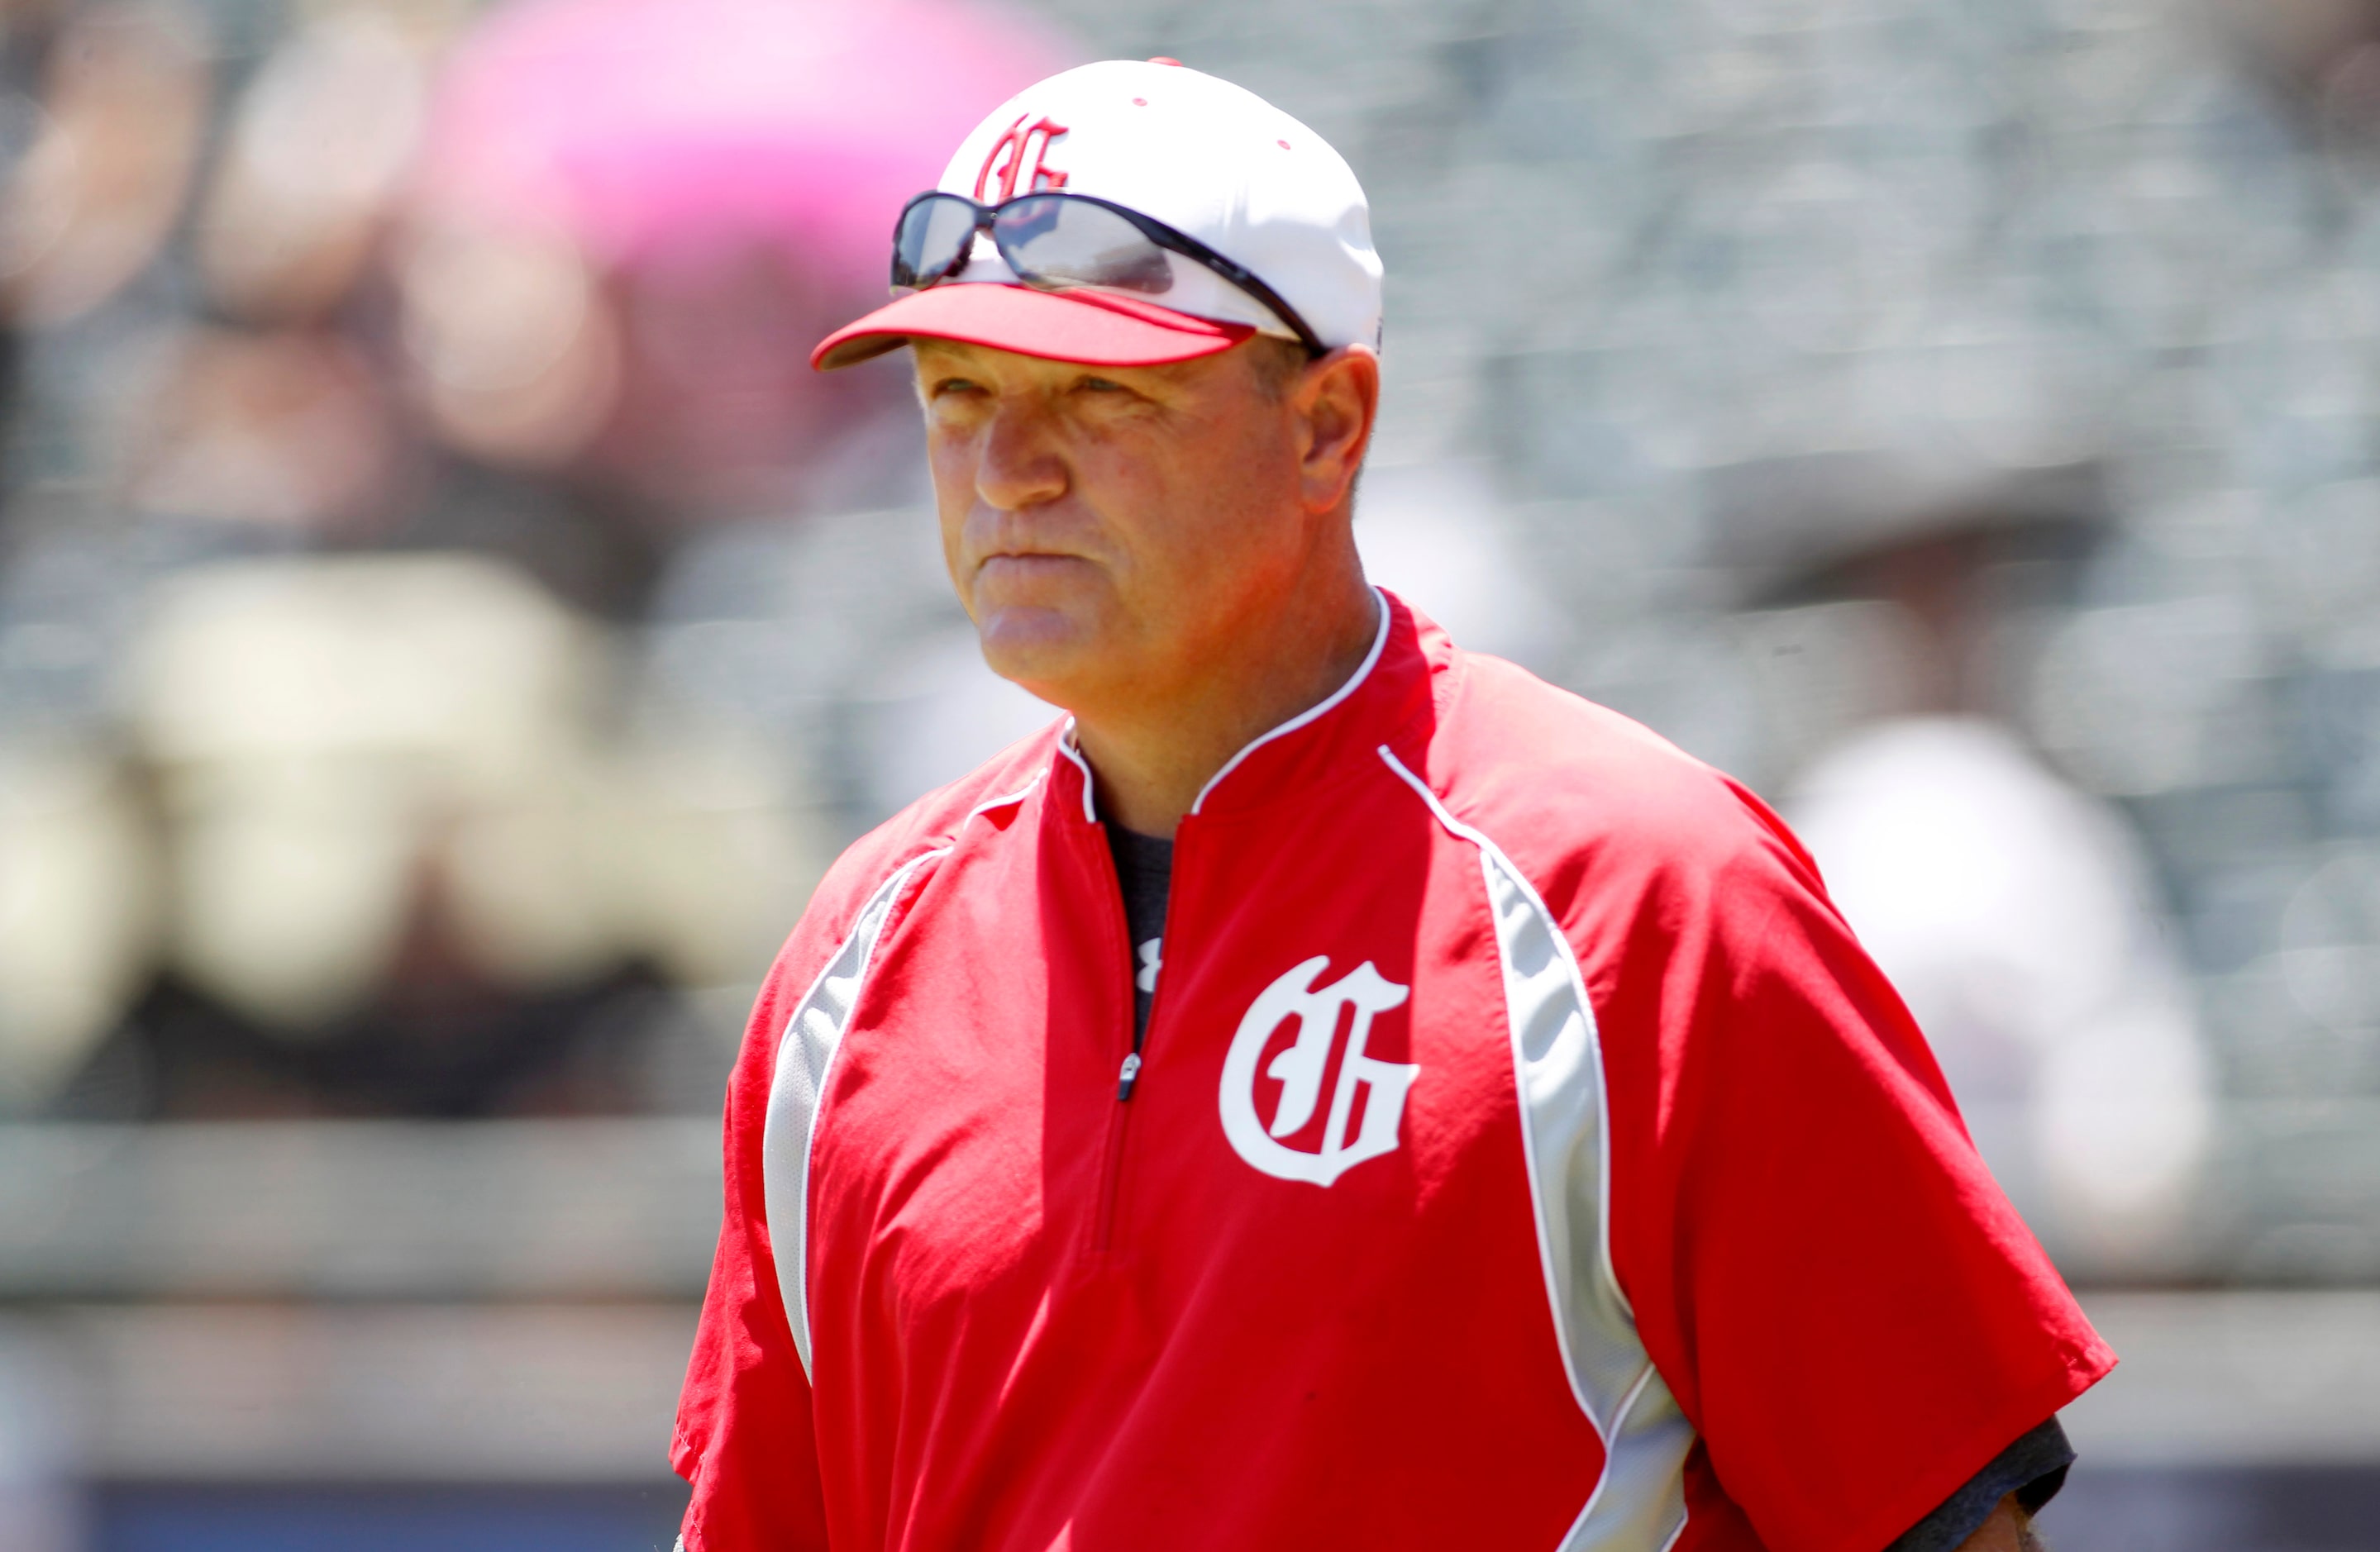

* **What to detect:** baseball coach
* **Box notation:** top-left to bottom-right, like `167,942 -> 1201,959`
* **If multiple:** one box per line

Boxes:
670,59 -> 2112,1552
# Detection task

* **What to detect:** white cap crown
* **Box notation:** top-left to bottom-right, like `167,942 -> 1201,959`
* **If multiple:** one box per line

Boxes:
936,60 -> 1382,350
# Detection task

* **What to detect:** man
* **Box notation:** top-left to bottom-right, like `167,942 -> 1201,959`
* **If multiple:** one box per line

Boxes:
673,60 -> 2112,1552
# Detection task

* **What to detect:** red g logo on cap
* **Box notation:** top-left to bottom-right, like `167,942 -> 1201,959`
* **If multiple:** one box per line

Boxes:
975,115 -> 1070,202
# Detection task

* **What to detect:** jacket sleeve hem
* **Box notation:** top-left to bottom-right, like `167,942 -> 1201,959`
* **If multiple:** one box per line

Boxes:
1823,1344 -> 2114,1552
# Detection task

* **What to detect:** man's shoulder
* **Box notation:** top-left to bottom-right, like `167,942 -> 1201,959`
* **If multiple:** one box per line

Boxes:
1430,649 -> 1817,897
806,718 -> 1066,927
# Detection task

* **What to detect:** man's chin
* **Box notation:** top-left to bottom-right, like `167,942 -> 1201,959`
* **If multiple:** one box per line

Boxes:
973,609 -> 1112,700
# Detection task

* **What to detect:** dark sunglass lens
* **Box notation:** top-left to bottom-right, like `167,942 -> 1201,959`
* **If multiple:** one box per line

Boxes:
994,197 -> 1173,295
892,196 -> 980,290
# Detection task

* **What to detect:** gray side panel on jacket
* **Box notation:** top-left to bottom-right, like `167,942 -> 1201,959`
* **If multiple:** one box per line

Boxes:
1381,746 -> 1695,1551
760,848 -> 945,1377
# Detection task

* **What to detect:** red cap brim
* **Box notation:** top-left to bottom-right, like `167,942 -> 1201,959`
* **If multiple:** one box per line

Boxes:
811,283 -> 1256,371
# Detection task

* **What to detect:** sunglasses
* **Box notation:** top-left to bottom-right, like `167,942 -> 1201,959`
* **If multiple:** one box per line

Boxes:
890,190 -> 1328,359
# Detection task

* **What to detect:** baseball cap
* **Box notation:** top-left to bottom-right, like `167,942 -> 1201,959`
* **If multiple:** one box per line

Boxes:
812,59 -> 1382,370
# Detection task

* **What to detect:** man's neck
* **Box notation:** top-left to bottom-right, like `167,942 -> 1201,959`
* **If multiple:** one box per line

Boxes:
1072,577 -> 1381,838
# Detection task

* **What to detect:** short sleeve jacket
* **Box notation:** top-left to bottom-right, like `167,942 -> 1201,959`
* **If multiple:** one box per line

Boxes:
673,593 -> 2115,1552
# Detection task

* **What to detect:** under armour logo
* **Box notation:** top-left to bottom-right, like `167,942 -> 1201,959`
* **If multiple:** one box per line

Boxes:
1219,957 -> 1418,1187
975,114 -> 1070,202
1136,938 -> 1162,994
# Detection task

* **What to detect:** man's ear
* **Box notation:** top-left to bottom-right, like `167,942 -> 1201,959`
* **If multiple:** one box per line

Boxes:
1294,345 -> 1379,515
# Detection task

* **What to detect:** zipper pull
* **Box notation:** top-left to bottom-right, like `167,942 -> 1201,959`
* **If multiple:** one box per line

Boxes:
1117,1051 -> 1142,1102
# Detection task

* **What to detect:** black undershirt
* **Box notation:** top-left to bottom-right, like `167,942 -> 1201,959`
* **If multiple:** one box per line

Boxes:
1106,825 -> 1172,1035
1890,1417 -> 2072,1550
1099,823 -> 2072,1546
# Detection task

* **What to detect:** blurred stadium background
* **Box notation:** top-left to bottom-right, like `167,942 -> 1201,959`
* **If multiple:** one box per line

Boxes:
0,0 -> 2377,1545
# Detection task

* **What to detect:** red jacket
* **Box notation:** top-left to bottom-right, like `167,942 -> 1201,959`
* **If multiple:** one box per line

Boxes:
674,593 -> 2112,1552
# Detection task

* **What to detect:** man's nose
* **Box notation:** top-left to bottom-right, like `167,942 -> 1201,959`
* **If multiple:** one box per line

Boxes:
973,398 -> 1069,512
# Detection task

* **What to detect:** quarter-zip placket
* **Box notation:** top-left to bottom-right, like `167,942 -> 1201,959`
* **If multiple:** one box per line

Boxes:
1090,816 -> 1193,1255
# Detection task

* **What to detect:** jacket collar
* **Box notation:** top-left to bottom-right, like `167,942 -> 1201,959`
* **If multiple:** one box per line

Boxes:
1047,587 -> 1447,828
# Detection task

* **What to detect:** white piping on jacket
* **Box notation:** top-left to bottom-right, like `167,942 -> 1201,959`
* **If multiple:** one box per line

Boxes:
1187,588 -> 1391,816
1377,744 -> 1692,1552
1048,588 -> 1390,826
967,770 -> 1047,821
762,774 -> 1050,1375
1054,724 -> 1098,823
761,845 -> 947,1377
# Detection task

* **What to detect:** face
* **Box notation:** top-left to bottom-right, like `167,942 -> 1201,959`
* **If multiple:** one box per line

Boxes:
913,336 -> 1372,716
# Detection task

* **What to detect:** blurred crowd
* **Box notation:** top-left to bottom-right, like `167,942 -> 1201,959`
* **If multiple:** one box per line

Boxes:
0,0 -> 2376,1283
0,0 -> 1064,1122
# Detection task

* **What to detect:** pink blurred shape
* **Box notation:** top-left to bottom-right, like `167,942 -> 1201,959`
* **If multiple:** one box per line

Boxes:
414,0 -> 1071,288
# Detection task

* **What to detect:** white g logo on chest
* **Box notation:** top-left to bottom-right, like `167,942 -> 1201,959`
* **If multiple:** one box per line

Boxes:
1219,956 -> 1419,1187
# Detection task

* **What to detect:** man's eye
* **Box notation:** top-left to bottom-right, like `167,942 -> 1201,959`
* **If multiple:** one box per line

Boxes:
930,377 -> 983,398
1076,376 -> 1126,393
